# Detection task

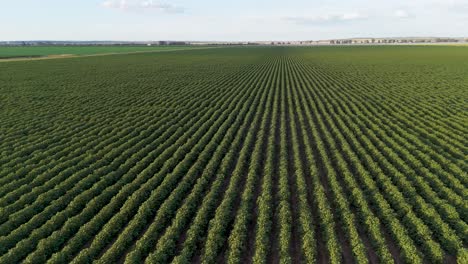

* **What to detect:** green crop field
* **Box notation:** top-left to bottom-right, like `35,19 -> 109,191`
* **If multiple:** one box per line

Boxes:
0,45 -> 206,59
0,46 -> 466,263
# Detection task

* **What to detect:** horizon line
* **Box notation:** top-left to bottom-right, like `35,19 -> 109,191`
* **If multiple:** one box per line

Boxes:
1,36 -> 467,43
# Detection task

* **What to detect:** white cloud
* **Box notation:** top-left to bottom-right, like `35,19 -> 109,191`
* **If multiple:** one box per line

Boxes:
285,12 -> 367,25
394,9 -> 410,18
101,0 -> 184,13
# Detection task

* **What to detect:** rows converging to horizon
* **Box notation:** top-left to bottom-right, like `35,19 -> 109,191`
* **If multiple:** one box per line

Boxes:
0,46 -> 466,263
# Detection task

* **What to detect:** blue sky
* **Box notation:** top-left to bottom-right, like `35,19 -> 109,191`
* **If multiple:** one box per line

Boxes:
1,0 -> 467,41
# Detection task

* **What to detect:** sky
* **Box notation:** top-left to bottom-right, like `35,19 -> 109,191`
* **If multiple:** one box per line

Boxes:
1,0 -> 467,41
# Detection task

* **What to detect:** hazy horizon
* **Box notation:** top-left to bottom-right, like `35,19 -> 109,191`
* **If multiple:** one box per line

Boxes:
2,35 -> 468,42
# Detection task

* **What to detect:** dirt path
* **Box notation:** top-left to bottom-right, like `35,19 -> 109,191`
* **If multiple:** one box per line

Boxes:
0,47 -> 218,63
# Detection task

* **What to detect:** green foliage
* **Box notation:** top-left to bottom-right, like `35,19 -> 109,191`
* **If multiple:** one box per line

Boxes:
0,45 -> 205,59
0,46 -> 466,263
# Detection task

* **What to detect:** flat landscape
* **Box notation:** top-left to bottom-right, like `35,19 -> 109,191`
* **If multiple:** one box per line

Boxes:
0,46 -> 206,60
0,46 -> 466,263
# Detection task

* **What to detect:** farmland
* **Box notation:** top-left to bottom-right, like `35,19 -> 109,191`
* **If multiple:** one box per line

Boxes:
0,46 -> 466,263
0,45 -> 206,59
